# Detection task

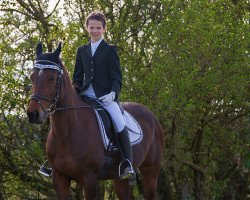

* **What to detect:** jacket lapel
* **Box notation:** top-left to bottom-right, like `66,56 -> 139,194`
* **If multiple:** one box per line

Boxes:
84,41 -> 92,59
93,40 -> 107,58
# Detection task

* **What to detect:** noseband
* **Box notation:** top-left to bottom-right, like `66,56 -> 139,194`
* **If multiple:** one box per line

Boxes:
30,60 -> 64,115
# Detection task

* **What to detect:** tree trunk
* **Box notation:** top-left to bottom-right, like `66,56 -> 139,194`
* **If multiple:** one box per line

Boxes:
192,127 -> 206,200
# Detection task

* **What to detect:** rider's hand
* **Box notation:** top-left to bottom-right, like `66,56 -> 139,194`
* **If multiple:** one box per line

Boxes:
98,91 -> 116,105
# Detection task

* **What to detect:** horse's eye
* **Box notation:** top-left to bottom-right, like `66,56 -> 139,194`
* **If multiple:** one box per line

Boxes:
49,76 -> 56,81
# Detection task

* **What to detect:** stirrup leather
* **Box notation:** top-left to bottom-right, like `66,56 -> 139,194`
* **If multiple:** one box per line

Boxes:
118,159 -> 135,179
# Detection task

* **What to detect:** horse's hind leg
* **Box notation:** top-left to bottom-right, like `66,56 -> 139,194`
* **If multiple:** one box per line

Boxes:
114,179 -> 131,200
140,164 -> 160,200
82,174 -> 98,200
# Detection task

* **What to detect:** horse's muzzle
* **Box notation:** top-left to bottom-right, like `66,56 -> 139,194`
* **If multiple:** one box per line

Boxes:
27,109 -> 45,124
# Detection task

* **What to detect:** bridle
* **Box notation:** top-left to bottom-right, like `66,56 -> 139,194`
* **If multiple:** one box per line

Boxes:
30,60 -> 99,115
30,60 -> 64,115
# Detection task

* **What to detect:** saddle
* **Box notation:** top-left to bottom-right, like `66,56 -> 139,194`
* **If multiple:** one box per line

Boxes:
83,96 -> 116,140
82,96 -> 143,150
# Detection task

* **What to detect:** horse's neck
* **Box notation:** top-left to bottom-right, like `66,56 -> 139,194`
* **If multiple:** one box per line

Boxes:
59,83 -> 80,107
58,69 -> 82,106
51,74 -> 88,130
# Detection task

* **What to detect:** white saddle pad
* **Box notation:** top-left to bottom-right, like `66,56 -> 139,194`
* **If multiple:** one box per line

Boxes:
94,109 -> 143,150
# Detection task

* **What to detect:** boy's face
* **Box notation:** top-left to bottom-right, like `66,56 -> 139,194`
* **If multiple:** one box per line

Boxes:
87,19 -> 105,42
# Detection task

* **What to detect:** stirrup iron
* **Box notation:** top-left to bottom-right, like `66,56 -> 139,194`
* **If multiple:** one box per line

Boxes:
118,159 -> 134,179
38,160 -> 52,177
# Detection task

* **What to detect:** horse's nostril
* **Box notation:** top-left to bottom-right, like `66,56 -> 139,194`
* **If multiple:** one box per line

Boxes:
27,110 -> 39,123
33,110 -> 39,118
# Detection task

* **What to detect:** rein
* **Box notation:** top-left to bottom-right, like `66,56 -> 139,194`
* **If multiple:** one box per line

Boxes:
30,60 -> 101,115
54,104 -> 99,112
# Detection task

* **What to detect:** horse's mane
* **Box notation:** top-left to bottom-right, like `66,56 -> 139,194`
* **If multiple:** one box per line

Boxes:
59,60 -> 71,82
58,59 -> 79,100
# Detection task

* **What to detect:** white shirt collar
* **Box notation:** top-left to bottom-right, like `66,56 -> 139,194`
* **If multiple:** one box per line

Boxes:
91,38 -> 103,47
91,38 -> 103,56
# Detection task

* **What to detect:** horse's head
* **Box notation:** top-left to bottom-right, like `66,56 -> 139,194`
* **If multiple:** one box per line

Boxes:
27,42 -> 63,124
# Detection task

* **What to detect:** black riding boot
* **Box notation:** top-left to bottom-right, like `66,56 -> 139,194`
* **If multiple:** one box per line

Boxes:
117,127 -> 135,180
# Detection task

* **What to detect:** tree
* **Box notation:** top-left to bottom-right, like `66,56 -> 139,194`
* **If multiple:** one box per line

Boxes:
154,0 -> 249,199
0,0 -> 249,199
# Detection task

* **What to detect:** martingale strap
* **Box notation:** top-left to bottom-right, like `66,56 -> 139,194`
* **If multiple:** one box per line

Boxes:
34,60 -> 64,74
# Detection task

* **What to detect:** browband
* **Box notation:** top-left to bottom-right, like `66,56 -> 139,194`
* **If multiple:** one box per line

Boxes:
34,60 -> 64,74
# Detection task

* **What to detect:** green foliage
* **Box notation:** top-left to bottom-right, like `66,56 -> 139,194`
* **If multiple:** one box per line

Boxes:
0,0 -> 249,199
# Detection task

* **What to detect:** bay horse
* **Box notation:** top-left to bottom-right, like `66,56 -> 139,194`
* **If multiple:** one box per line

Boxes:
27,42 -> 164,200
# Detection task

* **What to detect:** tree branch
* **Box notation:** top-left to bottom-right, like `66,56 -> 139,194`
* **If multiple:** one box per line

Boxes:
0,8 -> 33,19
175,155 -> 207,176
46,0 -> 62,19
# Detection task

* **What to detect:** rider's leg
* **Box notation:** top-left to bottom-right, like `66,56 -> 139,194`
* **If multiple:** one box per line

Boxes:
103,101 -> 135,179
117,127 -> 135,179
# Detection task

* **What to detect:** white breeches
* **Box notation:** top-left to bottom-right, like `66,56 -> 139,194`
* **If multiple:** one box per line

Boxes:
102,101 -> 125,132
83,86 -> 125,132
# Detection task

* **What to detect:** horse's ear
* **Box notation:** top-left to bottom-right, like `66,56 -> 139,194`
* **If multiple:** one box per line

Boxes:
54,42 -> 61,56
36,42 -> 43,56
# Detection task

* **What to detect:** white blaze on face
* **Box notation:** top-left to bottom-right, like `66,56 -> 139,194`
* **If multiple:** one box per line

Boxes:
39,69 -> 44,76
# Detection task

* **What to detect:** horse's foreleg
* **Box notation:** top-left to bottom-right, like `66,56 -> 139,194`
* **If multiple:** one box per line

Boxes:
52,171 -> 71,200
114,179 -> 131,200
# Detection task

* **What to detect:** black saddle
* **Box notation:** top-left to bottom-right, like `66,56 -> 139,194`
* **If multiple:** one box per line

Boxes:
81,95 -> 115,140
